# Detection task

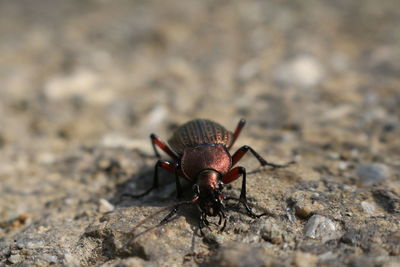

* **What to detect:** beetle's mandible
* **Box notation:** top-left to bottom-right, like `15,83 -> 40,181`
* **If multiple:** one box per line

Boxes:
124,119 -> 294,233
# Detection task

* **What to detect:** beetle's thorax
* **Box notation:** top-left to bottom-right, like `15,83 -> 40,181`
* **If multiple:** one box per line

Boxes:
180,144 -> 232,180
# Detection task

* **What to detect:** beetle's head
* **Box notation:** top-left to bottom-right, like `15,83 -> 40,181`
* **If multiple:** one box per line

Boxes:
193,169 -> 225,216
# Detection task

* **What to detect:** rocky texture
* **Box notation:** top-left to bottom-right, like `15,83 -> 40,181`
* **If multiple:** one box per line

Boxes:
0,0 -> 400,266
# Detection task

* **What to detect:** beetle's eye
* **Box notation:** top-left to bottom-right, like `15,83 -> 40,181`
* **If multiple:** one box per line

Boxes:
218,181 -> 224,190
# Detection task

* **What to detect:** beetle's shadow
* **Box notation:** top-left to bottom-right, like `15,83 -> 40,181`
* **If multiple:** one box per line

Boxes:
108,161 -> 276,242
110,165 -> 187,207
108,164 -> 209,240
110,163 -> 241,211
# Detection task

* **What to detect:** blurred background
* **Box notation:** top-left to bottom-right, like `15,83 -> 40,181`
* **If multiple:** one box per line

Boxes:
0,0 -> 399,265
1,0 -> 399,155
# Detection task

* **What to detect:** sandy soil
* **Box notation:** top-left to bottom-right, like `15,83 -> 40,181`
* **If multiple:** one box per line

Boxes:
0,0 -> 399,266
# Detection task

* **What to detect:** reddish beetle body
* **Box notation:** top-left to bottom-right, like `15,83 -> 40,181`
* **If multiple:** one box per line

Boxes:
125,119 -> 293,232
168,119 -> 233,154
181,144 -> 231,182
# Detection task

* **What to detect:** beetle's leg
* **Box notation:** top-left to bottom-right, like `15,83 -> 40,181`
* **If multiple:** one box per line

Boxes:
219,210 -> 227,232
222,166 -> 266,218
199,212 -> 206,236
150,133 -> 179,160
174,162 -> 183,199
122,160 -> 175,198
229,119 -> 246,149
123,160 -> 185,199
231,145 -> 294,168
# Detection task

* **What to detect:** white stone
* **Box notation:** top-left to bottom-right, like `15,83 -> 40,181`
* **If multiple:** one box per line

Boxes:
304,215 -> 341,242
274,55 -> 323,88
8,254 -> 23,264
98,198 -> 115,213
361,201 -> 376,214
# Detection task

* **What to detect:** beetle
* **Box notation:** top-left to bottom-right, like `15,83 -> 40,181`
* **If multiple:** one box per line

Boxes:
125,119 -> 293,232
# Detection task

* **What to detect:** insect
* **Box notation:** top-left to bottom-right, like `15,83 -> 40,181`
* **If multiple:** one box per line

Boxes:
125,119 -> 293,233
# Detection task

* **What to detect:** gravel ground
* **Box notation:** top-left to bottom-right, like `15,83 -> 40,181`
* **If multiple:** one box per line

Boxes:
0,0 -> 399,266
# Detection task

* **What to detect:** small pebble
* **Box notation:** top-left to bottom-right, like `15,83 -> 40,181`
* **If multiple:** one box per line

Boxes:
210,242 -> 278,266
101,257 -> 149,267
350,149 -> 359,158
304,215 -> 341,242
274,55 -> 324,88
98,159 -> 112,170
98,198 -> 115,213
360,201 -> 376,214
295,200 -> 323,219
260,221 -> 284,244
8,254 -> 23,264
327,152 -> 340,160
356,164 -> 390,185
42,254 -> 58,264
0,243 -> 11,258
16,238 -> 44,249
291,192 -> 322,219
318,251 -> 336,261
338,161 -> 348,171
295,205 -> 313,219
63,253 -> 81,266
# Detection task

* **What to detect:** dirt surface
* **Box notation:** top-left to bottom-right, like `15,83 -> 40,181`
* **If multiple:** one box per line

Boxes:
1,0 -> 400,266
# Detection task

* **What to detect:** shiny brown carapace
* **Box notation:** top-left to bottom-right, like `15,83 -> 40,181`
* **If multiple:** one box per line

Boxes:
168,119 -> 233,154
124,118 -> 293,233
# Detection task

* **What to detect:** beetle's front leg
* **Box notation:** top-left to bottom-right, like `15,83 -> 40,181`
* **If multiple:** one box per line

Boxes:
174,162 -> 183,199
219,210 -> 227,232
199,212 -> 208,236
122,160 -> 175,199
222,166 -> 266,218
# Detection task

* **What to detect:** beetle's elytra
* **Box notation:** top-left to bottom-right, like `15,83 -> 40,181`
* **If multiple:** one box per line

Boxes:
168,119 -> 233,154
124,119 -> 294,233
